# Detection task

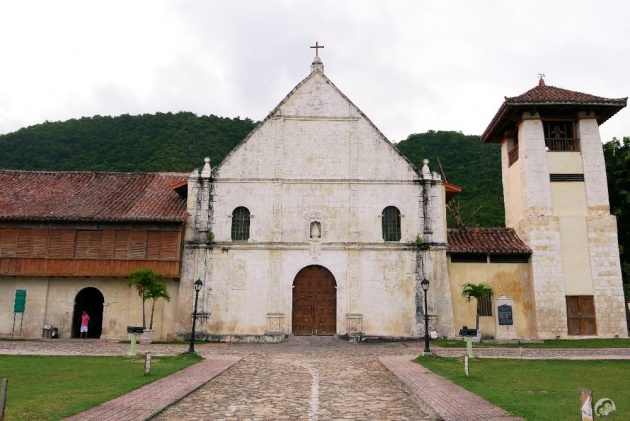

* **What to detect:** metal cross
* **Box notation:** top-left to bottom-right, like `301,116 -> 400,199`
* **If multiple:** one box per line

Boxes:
538,73 -> 546,80
310,41 -> 324,57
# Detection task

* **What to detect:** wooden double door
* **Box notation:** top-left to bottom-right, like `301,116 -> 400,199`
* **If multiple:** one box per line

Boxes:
292,265 -> 337,336
566,296 -> 597,335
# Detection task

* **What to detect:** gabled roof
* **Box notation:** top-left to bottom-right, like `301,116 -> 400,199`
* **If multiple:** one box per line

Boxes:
481,78 -> 627,143
447,228 -> 531,254
214,60 -> 422,177
0,170 -> 188,222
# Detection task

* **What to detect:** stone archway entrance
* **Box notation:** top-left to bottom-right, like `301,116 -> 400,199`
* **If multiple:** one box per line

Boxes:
292,265 -> 336,336
72,287 -> 104,338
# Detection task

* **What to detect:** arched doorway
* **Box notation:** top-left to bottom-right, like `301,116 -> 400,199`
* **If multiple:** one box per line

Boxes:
292,265 -> 336,335
72,287 -> 104,338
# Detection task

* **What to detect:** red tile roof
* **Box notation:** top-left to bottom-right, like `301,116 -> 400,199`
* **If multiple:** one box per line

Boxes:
0,171 -> 188,222
447,228 -> 531,254
481,79 -> 627,143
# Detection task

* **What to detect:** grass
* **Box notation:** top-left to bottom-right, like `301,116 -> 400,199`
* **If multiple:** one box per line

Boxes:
0,352 -> 203,421
433,337 -> 630,348
416,356 -> 630,421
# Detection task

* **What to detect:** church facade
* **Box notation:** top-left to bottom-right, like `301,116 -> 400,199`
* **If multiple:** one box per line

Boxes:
176,57 -> 454,341
0,55 -> 627,341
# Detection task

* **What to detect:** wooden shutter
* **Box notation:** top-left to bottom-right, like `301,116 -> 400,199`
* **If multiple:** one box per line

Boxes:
114,231 -> 131,259
75,230 -> 91,258
47,229 -> 75,258
160,231 -> 180,260
0,228 -> 18,257
130,231 -> 147,259
16,229 -> 34,257
31,229 -> 49,257
101,230 -> 116,258
146,231 -> 161,259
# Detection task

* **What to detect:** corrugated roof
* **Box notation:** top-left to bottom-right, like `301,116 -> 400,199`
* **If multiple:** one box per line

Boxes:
0,170 -> 188,222
447,228 -> 531,254
481,79 -> 627,143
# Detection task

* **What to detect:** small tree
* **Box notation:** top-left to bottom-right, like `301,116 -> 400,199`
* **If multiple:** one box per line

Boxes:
128,269 -> 165,330
146,281 -> 171,330
461,282 -> 495,332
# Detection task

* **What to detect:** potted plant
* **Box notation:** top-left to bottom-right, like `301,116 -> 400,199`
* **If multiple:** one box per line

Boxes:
127,268 -> 170,342
461,282 -> 494,341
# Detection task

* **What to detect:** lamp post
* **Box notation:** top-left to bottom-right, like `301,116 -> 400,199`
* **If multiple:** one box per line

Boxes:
420,278 -> 431,354
188,278 -> 203,353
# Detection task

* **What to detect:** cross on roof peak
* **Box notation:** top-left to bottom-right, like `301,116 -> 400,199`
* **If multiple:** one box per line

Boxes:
310,41 -> 324,57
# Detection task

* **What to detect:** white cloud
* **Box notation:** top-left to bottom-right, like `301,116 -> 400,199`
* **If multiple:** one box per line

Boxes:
1,0 -> 628,142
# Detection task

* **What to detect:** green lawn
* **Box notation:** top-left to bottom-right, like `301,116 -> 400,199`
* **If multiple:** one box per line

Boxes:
433,337 -> 630,348
0,353 -> 202,421
416,356 -> 630,421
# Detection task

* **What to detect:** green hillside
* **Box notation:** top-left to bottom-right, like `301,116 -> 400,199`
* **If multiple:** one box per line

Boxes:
397,131 -> 503,227
0,112 -> 256,172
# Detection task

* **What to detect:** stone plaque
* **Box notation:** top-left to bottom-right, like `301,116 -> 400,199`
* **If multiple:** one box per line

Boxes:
498,304 -> 513,325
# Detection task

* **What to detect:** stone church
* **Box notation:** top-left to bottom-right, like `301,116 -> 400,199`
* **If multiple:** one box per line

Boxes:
0,53 -> 627,341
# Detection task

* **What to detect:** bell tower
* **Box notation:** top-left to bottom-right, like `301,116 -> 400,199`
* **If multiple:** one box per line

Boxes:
481,77 -> 628,338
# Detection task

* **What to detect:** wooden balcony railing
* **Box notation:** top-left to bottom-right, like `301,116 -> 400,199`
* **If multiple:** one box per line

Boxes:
545,138 -> 580,152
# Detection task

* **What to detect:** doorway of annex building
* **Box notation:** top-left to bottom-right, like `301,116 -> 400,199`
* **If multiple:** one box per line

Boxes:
71,287 -> 104,338
292,265 -> 337,335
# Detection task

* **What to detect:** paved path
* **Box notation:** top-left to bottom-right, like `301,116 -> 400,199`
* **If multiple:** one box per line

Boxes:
64,355 -> 241,421
380,356 -> 523,421
2,338 -> 629,420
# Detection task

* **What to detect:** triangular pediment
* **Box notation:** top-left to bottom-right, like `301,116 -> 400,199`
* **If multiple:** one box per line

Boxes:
215,67 -> 420,181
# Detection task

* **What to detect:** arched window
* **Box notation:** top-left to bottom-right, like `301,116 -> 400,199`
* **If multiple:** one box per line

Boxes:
231,207 -> 250,241
382,206 -> 401,241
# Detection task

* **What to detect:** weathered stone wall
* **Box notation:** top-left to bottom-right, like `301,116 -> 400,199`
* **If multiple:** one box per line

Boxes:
178,68 -> 454,340
0,276 -> 179,340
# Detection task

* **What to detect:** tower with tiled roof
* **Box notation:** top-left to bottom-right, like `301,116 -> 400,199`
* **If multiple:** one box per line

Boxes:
482,77 -> 628,339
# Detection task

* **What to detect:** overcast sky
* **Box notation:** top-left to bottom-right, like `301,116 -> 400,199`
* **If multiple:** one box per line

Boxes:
1,1 -> 629,143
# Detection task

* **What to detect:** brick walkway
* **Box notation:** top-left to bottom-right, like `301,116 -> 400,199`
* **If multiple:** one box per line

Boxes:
380,355 -> 524,421
64,355 -> 240,421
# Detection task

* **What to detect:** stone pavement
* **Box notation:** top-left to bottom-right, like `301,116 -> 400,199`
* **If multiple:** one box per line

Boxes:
1,337 -> 629,420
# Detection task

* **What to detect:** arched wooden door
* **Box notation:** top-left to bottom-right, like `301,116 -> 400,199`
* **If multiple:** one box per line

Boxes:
292,265 -> 336,335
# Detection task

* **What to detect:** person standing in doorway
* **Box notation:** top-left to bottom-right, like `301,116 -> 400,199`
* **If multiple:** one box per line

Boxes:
80,310 -> 90,338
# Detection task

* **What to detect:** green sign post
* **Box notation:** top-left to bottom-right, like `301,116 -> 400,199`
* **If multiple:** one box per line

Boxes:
12,290 -> 27,337
14,290 -> 26,313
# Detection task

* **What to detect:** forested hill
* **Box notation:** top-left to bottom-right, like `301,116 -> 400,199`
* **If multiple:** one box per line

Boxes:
397,131 -> 503,227
0,114 -> 505,227
0,112 -> 257,172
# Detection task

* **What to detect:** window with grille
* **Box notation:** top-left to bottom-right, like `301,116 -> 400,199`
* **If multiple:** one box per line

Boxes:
231,207 -> 250,241
477,296 -> 493,317
382,206 -> 401,241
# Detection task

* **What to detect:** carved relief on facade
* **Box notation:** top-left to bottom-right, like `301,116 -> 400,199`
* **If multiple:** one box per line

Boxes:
346,313 -> 362,333
349,183 -> 359,242
273,184 -> 282,241
266,313 -> 284,333
268,250 -> 282,311
383,254 -> 400,292
348,250 -> 360,312
231,258 -> 247,290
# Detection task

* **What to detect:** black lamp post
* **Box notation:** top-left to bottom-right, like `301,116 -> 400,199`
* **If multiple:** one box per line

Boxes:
188,278 -> 203,353
420,278 -> 431,354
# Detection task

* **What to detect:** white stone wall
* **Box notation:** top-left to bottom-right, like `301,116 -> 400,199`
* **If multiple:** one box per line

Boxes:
178,67 -> 453,339
510,117 -> 568,338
